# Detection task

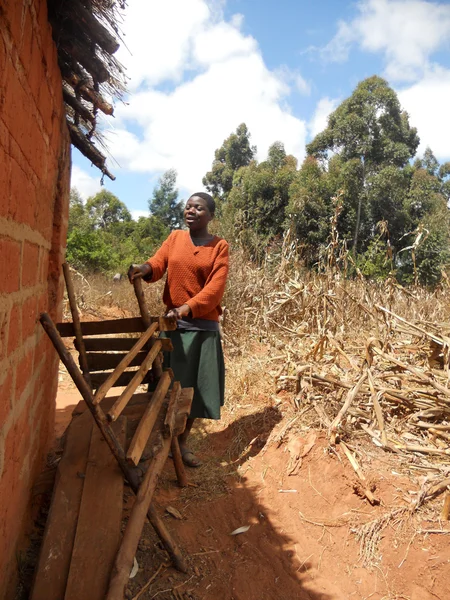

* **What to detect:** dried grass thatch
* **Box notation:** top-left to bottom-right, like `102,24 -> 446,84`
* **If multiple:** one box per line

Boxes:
47,0 -> 127,180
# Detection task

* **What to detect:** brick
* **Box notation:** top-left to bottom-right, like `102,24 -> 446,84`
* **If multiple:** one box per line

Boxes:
0,237 -> 21,294
10,157 -> 36,227
1,1 -> 25,48
0,33 -> 8,96
32,332 -> 49,370
15,348 -> 34,403
39,250 -> 48,285
37,79 -> 53,138
0,370 -> 13,426
22,294 -> 37,341
19,8 -> 33,73
21,241 -> 39,288
28,36 -> 45,104
7,304 -> 21,355
0,145 -> 12,218
0,308 -> 7,361
2,60 -> 33,158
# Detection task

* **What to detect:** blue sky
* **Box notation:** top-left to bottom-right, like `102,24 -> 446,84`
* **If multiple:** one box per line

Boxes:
72,0 -> 450,218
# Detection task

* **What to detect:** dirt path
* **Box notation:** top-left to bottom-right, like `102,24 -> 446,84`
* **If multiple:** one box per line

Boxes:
52,378 -> 449,600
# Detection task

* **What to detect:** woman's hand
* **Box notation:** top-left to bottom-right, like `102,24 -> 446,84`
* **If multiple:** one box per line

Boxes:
166,304 -> 192,320
127,263 -> 152,283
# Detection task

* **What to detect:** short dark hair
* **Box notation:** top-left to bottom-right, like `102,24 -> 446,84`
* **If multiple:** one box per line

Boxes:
188,192 -> 215,215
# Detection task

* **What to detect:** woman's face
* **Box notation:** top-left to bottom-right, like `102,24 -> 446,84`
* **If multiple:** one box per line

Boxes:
184,196 -> 213,231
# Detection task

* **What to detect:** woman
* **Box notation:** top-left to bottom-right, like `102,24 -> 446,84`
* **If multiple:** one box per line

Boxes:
128,192 -> 229,467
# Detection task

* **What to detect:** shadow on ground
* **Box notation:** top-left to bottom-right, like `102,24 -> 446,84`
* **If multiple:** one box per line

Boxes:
127,406 -> 336,600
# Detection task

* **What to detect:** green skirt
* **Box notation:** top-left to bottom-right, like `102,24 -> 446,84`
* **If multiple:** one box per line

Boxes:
160,330 -> 225,420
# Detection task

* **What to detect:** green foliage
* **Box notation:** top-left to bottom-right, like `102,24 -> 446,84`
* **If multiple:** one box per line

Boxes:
357,236 -> 393,280
86,190 -> 131,228
223,142 -> 297,259
203,123 -> 256,199
287,156 -> 331,265
148,169 -> 184,229
306,76 -> 420,253
307,76 -> 419,171
67,187 -> 170,274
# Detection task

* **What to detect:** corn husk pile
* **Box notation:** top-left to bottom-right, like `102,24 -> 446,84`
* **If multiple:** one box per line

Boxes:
222,247 -> 450,512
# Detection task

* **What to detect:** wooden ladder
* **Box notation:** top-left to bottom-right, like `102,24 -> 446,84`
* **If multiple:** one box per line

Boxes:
32,265 -> 193,600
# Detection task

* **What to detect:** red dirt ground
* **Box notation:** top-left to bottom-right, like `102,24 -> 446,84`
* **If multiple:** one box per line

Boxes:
52,383 -> 449,600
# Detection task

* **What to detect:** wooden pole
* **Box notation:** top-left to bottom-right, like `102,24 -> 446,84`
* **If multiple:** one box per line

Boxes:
126,371 -> 172,465
39,313 -> 187,572
106,436 -> 172,600
170,438 -> 188,488
62,263 -> 92,389
107,342 -> 163,421
133,276 -> 163,379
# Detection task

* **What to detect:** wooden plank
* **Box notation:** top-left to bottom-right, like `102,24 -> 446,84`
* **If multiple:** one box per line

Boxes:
126,371 -> 172,465
173,388 -> 194,435
107,391 -> 181,599
133,276 -> 164,380
90,369 -> 154,390
107,429 -> 172,600
57,316 -> 176,337
76,337 -> 173,353
72,393 -> 151,417
163,382 -> 181,439
64,418 -> 126,600
31,412 -> 93,600
107,342 -> 163,418
93,324 -> 159,405
84,351 -> 149,372
72,388 -> 193,421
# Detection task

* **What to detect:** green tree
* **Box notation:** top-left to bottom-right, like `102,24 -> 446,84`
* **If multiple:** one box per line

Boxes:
307,76 -> 420,252
399,157 -> 450,285
148,169 -> 184,230
286,156 -> 331,265
224,143 -> 297,258
203,123 -> 256,199
86,190 -> 132,229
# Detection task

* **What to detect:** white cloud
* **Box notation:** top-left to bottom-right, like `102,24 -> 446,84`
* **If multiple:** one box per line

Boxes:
398,66 -> 450,160
116,0 -> 210,90
323,0 -> 450,82
70,165 -> 102,199
130,209 -> 150,220
308,97 -> 340,139
109,0 -> 307,190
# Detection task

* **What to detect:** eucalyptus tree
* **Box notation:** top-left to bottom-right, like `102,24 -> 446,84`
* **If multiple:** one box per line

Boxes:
307,76 -> 420,252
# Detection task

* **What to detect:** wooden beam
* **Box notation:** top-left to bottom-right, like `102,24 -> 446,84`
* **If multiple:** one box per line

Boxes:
90,370 -> 153,390
133,276 -> 164,380
126,371 -> 172,465
76,337 -> 173,353
171,438 -> 188,488
93,323 -> 159,405
107,394 -> 182,599
40,313 -> 187,572
62,263 -> 92,390
57,316 -> 176,337
163,382 -> 181,439
106,342 -> 163,419
83,351 -> 148,372
64,418 -> 126,600
31,412 -> 93,600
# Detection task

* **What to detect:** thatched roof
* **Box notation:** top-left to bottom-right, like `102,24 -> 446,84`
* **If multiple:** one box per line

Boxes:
47,0 -> 127,181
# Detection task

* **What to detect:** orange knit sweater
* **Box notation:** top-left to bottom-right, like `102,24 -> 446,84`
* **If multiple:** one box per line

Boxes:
146,230 -> 229,321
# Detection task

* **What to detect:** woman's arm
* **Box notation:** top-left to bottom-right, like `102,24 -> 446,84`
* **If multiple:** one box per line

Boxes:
185,242 -> 229,318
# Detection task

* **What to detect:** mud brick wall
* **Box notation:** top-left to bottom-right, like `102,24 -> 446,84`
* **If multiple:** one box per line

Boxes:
0,1 -> 71,595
